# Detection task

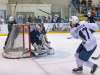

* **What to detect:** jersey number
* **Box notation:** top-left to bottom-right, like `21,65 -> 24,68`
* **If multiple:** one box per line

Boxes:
79,27 -> 90,41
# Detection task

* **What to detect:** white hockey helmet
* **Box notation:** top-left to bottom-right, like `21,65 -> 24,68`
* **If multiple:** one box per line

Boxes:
69,16 -> 79,27
9,16 -> 14,22
87,12 -> 91,17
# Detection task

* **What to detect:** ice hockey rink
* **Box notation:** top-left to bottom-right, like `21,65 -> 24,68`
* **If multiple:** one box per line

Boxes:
0,32 -> 100,75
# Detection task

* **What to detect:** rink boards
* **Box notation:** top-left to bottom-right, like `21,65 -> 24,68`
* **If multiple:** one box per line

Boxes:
0,23 -> 100,36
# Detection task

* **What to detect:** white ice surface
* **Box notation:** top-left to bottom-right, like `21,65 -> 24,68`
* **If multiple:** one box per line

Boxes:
0,32 -> 100,75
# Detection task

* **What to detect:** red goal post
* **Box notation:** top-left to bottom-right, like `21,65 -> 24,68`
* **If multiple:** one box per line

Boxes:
2,24 -> 32,59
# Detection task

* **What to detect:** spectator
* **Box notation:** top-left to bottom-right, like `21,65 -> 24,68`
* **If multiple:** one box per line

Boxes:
88,0 -> 92,9
0,16 -> 5,24
56,16 -> 61,23
16,15 -> 24,24
80,0 -> 87,14
37,16 -> 42,23
28,16 -> 33,23
97,8 -> 100,17
47,16 -> 52,23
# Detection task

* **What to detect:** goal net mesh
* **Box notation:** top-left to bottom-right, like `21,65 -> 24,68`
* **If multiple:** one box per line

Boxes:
2,24 -> 31,59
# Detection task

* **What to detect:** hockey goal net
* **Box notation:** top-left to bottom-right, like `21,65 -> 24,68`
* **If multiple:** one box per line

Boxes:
2,24 -> 32,59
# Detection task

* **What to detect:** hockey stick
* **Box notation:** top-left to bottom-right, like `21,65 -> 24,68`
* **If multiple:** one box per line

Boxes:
91,54 -> 100,60
66,34 -> 73,39
67,36 -> 73,39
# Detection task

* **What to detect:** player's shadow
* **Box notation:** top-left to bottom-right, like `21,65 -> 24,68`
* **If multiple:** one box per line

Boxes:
72,71 -> 87,75
33,50 -> 72,59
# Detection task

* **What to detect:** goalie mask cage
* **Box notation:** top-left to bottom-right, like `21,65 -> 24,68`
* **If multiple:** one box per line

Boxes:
2,24 -> 32,59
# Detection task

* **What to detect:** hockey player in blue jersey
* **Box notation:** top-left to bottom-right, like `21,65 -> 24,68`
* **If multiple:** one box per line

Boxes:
30,25 -> 42,46
30,24 -> 54,56
69,16 -> 98,74
30,24 -> 45,56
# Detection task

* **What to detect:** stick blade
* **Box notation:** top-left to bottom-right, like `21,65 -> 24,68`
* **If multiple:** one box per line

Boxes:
91,57 -> 99,60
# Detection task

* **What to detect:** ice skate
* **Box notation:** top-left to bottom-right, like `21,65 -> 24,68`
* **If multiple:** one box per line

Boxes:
72,67 -> 83,73
91,64 -> 98,74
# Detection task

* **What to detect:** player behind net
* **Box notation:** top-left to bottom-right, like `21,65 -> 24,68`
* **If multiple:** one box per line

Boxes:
69,16 -> 98,74
4,16 -> 16,49
30,24 -> 54,56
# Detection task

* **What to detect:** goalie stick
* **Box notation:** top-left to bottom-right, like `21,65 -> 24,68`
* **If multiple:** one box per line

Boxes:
91,54 -> 100,60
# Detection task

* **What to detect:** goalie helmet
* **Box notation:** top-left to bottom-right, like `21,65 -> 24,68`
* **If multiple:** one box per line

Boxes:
69,16 -> 79,27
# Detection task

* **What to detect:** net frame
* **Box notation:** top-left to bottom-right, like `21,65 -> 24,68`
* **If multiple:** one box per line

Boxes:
2,24 -> 32,59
